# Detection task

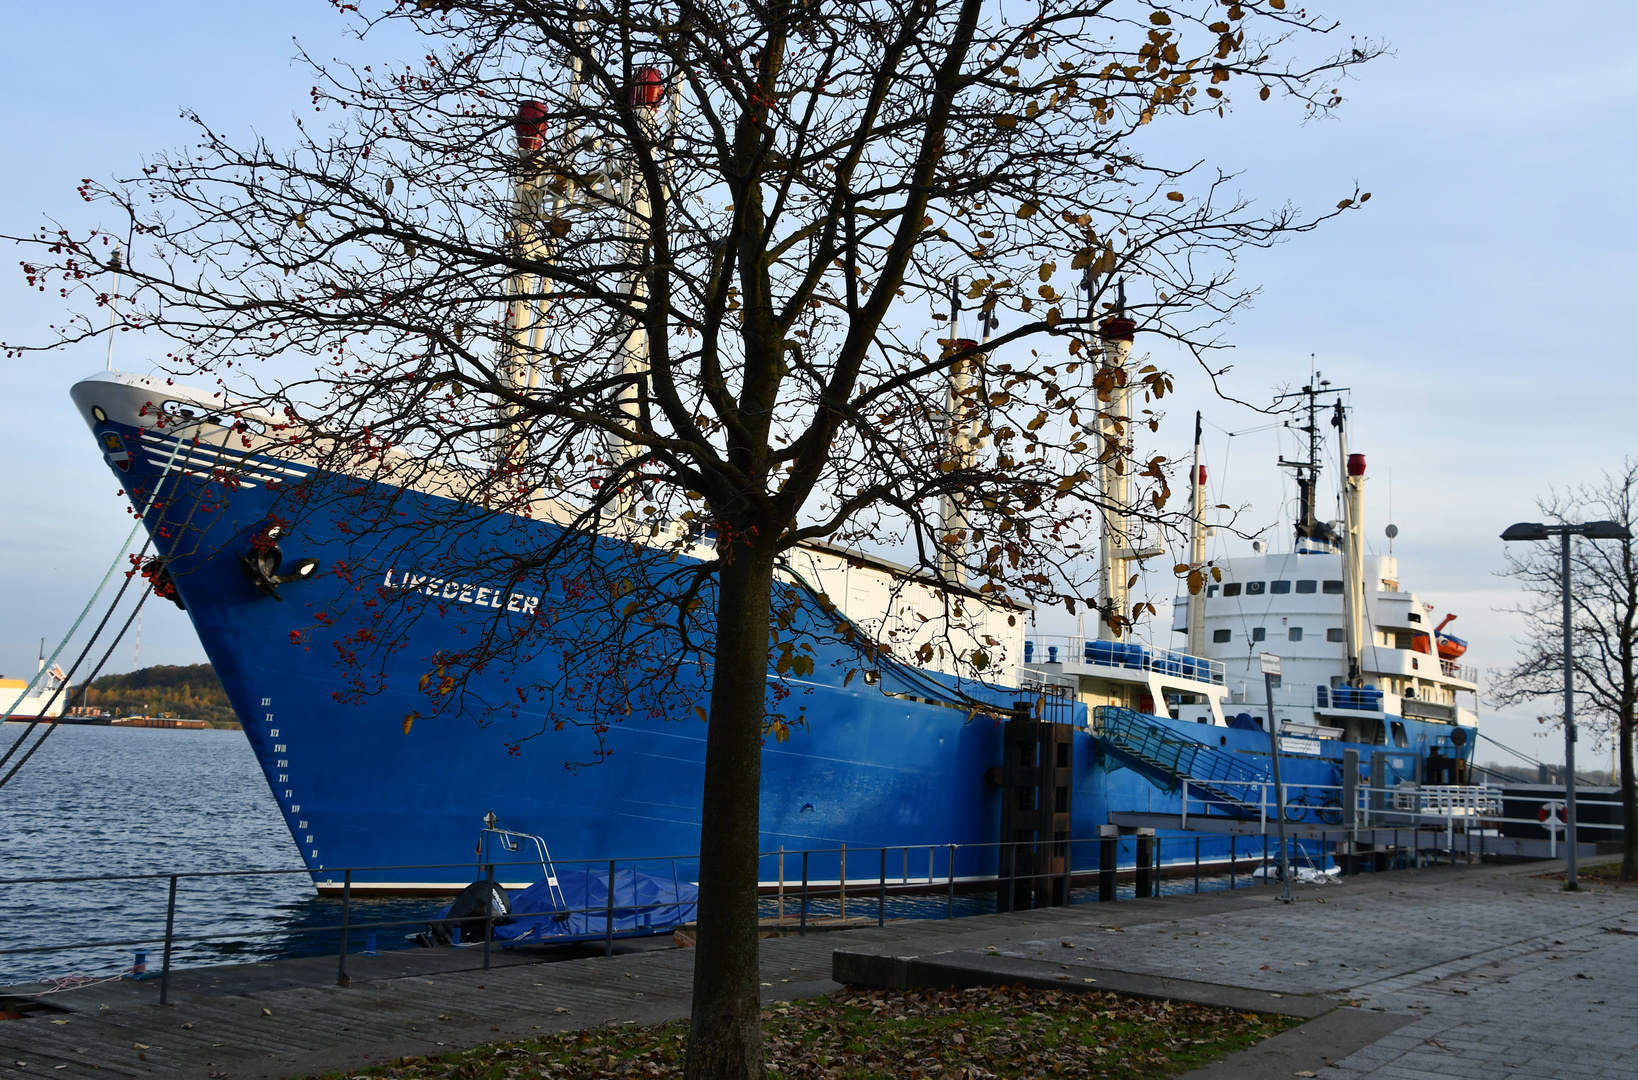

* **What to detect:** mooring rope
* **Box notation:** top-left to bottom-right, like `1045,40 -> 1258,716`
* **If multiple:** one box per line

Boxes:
0,537 -> 151,773
0,586 -> 155,792
0,429 -> 192,725
0,420 -> 202,789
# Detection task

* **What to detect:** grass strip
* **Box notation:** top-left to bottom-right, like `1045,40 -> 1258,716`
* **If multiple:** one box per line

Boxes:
329,983 -> 1299,1079
1539,863 -> 1633,884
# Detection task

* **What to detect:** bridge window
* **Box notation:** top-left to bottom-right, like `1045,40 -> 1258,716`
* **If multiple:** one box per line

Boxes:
1288,627 -> 1303,641
1246,581 -> 1266,595
1327,628 -> 1345,642
1251,627 -> 1266,642
1295,580 -> 1318,594
1223,583 -> 1242,597
1270,580 -> 1292,594
1206,584 -> 1219,597
1322,580 -> 1344,594
1213,629 -> 1231,643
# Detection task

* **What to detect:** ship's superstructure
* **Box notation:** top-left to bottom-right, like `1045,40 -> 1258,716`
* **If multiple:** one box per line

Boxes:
1178,551 -> 1478,744
1,644 -> 67,723
1164,379 -> 1478,782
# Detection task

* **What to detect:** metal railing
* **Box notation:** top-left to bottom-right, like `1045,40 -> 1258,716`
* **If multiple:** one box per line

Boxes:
2,792 -> 1626,1002
0,836 -> 1309,1000
1025,637 -> 1226,685
1093,706 -> 1266,802
1440,660 -> 1479,682
1168,778 -> 1622,838
0,852 -> 700,1004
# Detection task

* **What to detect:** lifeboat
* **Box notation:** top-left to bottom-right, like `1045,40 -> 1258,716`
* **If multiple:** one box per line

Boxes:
1434,613 -> 1467,661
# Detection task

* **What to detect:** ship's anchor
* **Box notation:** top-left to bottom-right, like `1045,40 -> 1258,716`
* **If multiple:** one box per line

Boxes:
141,556 -> 187,612
238,523 -> 320,601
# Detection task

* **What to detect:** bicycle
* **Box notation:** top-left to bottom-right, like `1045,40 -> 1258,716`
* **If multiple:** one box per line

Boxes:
1282,789 -> 1344,826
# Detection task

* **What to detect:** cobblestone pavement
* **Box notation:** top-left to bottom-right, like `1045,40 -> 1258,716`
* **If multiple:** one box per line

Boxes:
992,867 -> 1638,1078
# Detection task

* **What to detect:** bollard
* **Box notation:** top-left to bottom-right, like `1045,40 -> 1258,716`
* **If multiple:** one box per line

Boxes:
452,927 -> 462,945
1134,831 -> 1155,899
364,934 -> 379,956
1098,825 -> 1117,903
800,851 -> 809,937
131,950 -> 147,979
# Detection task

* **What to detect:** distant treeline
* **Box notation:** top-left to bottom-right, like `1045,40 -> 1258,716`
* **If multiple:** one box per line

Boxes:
69,663 -> 239,727
1476,760 -> 1617,787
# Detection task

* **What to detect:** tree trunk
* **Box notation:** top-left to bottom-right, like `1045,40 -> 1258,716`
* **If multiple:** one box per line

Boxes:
684,542 -> 775,1080
1622,712 -> 1637,881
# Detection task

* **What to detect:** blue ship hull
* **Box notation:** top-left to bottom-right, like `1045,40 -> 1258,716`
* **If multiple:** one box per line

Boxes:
72,375 -> 1474,893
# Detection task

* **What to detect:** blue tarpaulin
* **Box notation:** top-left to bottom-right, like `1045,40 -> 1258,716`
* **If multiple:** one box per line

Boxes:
491,866 -> 699,944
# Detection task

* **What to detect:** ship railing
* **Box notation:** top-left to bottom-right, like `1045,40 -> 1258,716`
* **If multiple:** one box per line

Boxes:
1439,659 -> 1479,683
1314,684 -> 1385,711
1024,636 -> 1226,686
1092,706 -> 1265,791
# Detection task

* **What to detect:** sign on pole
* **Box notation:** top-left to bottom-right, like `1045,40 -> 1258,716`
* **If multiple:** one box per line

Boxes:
1259,652 -> 1281,676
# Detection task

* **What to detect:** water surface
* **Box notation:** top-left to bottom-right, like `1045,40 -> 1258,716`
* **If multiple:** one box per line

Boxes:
0,724 -> 438,985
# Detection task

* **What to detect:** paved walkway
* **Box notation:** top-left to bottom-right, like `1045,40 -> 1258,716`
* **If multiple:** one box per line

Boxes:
834,857 -> 1638,1079
2,857 -> 1635,1078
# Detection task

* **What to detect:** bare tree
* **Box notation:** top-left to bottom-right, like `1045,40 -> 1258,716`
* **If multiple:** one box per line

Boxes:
1493,462 -> 1638,881
9,1 -> 1375,1073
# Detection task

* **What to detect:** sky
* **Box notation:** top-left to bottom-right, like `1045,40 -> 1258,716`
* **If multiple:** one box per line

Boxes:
1,2 -> 1635,764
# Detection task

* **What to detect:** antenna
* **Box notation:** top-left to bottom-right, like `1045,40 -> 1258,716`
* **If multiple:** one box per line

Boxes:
1274,368 -> 1349,553
104,246 -> 123,372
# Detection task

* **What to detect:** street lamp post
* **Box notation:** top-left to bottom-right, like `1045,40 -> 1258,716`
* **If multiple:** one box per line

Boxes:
1501,519 -> 1633,890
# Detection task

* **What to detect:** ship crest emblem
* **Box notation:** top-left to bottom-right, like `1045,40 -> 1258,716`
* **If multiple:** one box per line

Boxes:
101,431 -> 132,471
